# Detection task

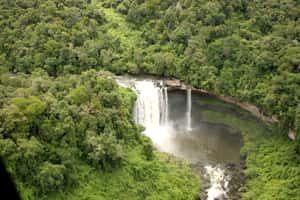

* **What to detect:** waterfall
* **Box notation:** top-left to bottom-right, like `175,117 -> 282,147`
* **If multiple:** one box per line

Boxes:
134,80 -> 168,129
124,78 -> 232,200
205,166 -> 230,200
186,88 -> 192,131
133,80 -> 175,153
163,87 -> 169,124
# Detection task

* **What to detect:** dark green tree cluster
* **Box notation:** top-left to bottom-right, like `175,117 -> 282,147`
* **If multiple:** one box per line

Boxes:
0,69 -> 148,196
0,1 -> 202,199
1,0 -> 299,138
0,0 -> 299,199
0,0 -> 123,75
101,0 -> 300,143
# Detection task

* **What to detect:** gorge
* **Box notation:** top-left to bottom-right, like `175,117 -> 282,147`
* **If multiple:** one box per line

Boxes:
118,76 -> 249,199
0,0 -> 299,199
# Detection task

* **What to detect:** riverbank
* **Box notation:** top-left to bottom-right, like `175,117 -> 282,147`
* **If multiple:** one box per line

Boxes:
165,78 -> 300,142
199,96 -> 300,200
0,0 -> 298,199
165,78 -> 278,123
98,4 -> 300,196
116,74 -> 300,199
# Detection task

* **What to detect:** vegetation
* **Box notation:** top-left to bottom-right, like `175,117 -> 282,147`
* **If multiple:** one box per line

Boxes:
0,0 -> 123,75
98,0 -> 300,143
0,0 -> 300,199
0,70 -> 199,199
199,96 -> 300,200
1,0 -> 299,135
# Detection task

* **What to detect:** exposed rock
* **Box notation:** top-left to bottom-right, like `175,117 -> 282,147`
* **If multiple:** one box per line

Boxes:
225,160 -> 246,200
164,79 -> 181,88
164,78 -> 297,141
288,130 -> 296,140
191,161 -> 246,200
214,96 -> 279,125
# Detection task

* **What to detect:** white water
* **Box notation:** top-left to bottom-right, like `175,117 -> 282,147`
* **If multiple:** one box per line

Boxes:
133,80 -> 176,150
124,79 -> 230,200
186,88 -> 192,131
163,87 -> 169,124
205,166 -> 230,200
134,80 -> 168,127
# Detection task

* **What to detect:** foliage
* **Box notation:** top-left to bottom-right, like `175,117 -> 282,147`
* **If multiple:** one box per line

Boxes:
199,96 -> 300,200
1,0 -> 299,199
37,162 -> 66,193
0,0 -> 120,75
1,0 -> 298,134
98,0 -> 300,144
45,152 -> 199,200
0,70 -> 200,199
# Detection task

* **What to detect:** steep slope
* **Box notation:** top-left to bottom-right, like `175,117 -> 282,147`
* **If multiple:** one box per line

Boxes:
99,0 -> 300,147
0,1 -> 200,199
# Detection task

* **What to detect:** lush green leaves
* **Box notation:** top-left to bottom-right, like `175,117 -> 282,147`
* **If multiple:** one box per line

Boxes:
1,0 -> 299,199
0,70 -> 200,199
101,0 -> 300,142
37,162 -> 66,193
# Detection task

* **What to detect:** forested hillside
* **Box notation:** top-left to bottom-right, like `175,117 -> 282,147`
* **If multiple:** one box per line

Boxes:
99,0 -> 300,145
0,70 -> 199,199
0,0 -> 115,75
0,0 -> 300,199
1,0 -> 299,138
0,1 -> 200,199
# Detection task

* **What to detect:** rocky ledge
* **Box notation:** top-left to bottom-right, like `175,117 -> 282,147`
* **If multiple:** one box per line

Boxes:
225,160 -> 246,200
163,79 -> 296,140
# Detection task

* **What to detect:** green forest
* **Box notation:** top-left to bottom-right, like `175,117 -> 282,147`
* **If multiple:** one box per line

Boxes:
0,0 -> 299,199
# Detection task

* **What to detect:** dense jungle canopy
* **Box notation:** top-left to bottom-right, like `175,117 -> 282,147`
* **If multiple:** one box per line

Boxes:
0,0 -> 300,199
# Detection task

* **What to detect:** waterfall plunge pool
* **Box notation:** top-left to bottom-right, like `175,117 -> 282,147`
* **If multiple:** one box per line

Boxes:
117,77 -> 261,200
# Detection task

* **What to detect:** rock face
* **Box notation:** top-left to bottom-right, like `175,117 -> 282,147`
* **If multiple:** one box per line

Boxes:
164,79 -> 181,88
215,96 -> 279,125
164,78 -> 298,140
225,161 -> 246,200
288,130 -> 296,140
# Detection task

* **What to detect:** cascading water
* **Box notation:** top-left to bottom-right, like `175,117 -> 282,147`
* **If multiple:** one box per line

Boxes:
163,87 -> 169,124
117,77 -> 237,200
134,80 -> 169,128
133,80 -> 172,148
205,166 -> 230,200
185,88 -> 230,199
186,88 -> 192,131
158,82 -> 169,125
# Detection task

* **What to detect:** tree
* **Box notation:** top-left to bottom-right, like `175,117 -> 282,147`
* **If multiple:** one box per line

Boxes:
255,15 -> 273,34
16,137 -> 44,180
36,162 -> 66,193
84,132 -> 123,170
295,104 -> 300,153
170,21 -> 192,46
68,86 -> 89,105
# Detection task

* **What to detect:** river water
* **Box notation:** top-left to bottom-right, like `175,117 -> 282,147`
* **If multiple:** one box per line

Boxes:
118,77 -> 244,200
